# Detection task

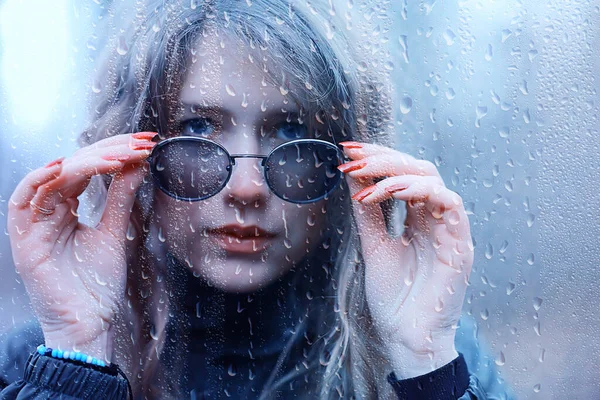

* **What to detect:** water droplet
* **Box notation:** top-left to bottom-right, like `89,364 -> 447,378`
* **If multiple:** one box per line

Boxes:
499,127 -> 510,138
506,281 -> 516,295
533,383 -> 541,393
443,29 -> 456,46
527,214 -> 535,227
445,88 -> 456,100
475,106 -> 488,128
434,297 -> 444,312
480,308 -> 489,320
227,364 -> 237,376
485,44 -> 493,61
241,92 -> 248,108
538,348 -> 545,362
95,271 -> 108,286
519,80 -> 529,95
533,297 -> 543,310
495,351 -> 505,366
485,243 -> 493,259
534,321 -> 541,336
158,227 -> 166,242
499,240 -> 509,254
400,96 -> 413,114
225,84 -> 236,96
117,36 -> 128,55
501,29 -> 512,43
126,223 -> 136,241
234,208 -> 244,224
527,253 -> 535,265
92,80 -> 102,94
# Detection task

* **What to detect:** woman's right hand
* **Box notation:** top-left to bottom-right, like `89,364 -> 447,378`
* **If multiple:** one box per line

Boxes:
6,132 -> 158,361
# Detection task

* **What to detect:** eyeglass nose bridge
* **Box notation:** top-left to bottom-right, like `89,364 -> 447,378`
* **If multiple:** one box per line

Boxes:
228,154 -> 268,166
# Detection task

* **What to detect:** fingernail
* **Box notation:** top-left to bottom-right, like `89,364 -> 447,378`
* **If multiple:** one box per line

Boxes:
101,154 -> 131,162
352,185 -> 376,201
337,160 -> 366,173
132,132 -> 159,140
129,140 -> 157,151
44,157 -> 65,168
385,184 -> 409,193
339,141 -> 363,149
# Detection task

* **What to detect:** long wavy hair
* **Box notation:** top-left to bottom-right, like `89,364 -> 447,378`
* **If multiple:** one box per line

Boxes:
79,0 -> 396,398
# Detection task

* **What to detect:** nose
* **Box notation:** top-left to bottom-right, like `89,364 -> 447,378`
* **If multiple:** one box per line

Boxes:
223,154 -> 271,207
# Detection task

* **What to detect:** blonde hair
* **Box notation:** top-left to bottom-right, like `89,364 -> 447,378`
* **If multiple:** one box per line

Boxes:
80,0 -> 396,398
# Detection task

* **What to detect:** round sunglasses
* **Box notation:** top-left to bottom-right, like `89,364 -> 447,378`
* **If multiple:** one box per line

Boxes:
147,137 -> 347,204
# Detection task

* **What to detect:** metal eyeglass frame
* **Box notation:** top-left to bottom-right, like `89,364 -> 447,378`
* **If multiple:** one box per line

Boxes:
147,136 -> 349,204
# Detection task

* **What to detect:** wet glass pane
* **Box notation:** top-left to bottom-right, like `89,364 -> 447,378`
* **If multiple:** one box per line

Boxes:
0,0 -> 597,399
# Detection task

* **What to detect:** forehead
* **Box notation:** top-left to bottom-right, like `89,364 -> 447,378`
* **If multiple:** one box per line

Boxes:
178,30 -> 300,115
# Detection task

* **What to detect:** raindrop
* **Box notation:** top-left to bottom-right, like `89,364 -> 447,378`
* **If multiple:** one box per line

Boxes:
434,297 -> 444,312
227,364 -> 237,376
443,29 -> 456,46
519,80 -> 529,95
501,29 -> 512,43
126,223 -> 136,241
485,243 -> 493,259
533,297 -> 543,310
526,253 -> 535,265
533,384 -> 541,393
92,80 -> 102,94
495,351 -> 505,366
445,88 -> 456,100
534,322 -> 541,336
117,36 -> 128,55
398,35 -> 409,63
506,282 -> 516,295
499,127 -> 510,138
484,44 -> 493,61
527,213 -> 535,227
158,227 -> 166,242
234,209 -> 244,224
404,269 -> 414,286
400,96 -> 413,114
480,308 -> 489,320
95,272 -> 107,286
475,106 -> 488,128
538,348 -> 545,363
528,49 -> 538,61
499,240 -> 509,254
241,93 -> 248,108
225,84 -> 236,96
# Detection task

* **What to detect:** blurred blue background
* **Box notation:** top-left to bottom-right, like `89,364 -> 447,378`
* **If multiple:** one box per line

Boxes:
0,0 -> 598,398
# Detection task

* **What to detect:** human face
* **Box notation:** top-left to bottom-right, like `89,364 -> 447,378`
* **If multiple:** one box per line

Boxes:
152,31 -> 330,293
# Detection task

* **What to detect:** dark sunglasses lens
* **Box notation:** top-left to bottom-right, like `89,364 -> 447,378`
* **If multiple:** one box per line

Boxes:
151,139 -> 230,200
265,141 -> 342,203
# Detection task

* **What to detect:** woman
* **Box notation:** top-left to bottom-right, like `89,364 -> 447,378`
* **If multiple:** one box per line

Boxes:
0,0 -> 510,399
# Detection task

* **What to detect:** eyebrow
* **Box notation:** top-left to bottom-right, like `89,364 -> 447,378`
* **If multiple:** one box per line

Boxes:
180,102 -> 302,121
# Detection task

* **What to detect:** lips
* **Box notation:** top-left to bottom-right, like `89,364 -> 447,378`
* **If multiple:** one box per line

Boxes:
206,225 -> 277,254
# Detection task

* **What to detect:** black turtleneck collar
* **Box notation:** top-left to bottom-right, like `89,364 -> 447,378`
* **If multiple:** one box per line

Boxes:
162,252 -> 331,399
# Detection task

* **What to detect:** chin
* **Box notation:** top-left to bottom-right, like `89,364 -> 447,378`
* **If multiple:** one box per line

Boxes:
193,257 -> 292,293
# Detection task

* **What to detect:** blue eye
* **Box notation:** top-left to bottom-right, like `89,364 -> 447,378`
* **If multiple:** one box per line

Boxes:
179,118 -> 214,137
275,122 -> 309,140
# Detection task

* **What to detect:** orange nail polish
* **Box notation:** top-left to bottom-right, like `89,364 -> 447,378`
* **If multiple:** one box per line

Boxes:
339,141 -> 363,149
102,154 -> 131,161
132,132 -> 158,140
385,184 -> 409,193
352,185 -> 376,201
44,157 -> 65,168
337,160 -> 366,173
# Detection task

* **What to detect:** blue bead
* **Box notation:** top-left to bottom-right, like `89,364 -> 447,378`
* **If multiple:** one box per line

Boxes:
51,349 -> 58,358
63,351 -> 70,359
70,352 -> 76,360
37,345 -> 45,355
74,353 -> 80,361
98,361 -> 105,367
57,350 -> 63,359
91,358 -> 98,366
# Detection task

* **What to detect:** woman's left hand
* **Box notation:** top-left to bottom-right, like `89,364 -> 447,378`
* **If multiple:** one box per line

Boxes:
338,141 -> 474,379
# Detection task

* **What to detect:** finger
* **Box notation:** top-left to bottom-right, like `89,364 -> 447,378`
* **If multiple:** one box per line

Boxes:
346,175 -> 394,267
30,141 -> 156,216
97,162 -> 149,240
8,158 -> 65,211
338,153 -> 443,181
77,132 -> 158,155
353,175 -> 471,241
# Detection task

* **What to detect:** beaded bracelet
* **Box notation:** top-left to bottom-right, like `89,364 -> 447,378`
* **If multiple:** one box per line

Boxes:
36,344 -> 133,400
37,344 -> 107,367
